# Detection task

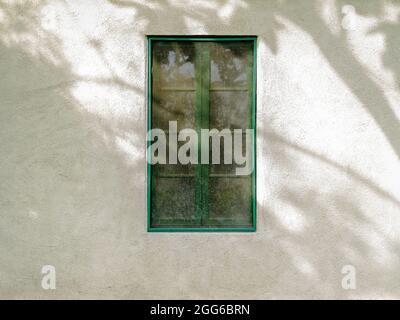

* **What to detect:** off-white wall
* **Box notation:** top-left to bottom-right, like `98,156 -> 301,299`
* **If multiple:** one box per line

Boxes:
1,0 -> 400,299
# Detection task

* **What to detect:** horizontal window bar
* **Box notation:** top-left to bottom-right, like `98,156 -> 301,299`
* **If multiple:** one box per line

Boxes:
209,174 -> 250,178
159,87 -> 196,91
158,87 -> 248,91
157,174 -> 195,178
148,227 -> 256,232
148,37 -> 257,41
210,87 -> 248,91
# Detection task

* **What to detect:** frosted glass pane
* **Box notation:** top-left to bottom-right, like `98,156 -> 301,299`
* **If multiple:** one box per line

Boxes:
151,177 -> 197,224
152,91 -> 195,131
210,91 -> 249,130
210,42 -> 251,88
209,130 -> 250,176
153,136 -> 196,176
208,177 -> 252,226
153,42 -> 195,88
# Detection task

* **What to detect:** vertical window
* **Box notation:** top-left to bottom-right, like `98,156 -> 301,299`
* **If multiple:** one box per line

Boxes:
147,37 -> 256,231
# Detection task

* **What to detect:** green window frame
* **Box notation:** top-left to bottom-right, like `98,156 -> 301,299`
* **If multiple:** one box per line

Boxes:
147,36 -> 257,232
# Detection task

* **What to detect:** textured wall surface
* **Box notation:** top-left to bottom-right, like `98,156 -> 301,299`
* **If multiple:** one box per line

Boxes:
1,0 -> 400,299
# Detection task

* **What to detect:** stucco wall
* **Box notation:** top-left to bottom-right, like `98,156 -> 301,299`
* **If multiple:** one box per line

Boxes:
1,0 -> 400,299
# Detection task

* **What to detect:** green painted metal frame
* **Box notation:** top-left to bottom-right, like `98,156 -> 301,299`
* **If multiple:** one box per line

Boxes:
147,35 -> 257,232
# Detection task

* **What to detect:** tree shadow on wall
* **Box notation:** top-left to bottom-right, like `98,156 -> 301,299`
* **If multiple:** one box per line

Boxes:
0,0 -> 399,299
104,0 -> 400,298
0,1 -> 146,298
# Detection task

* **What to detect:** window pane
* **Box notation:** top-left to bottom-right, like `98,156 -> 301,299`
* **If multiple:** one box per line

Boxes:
209,41 -> 252,180
153,135 -> 196,176
151,177 -> 198,226
151,41 -> 198,228
209,132 -> 249,175
152,91 -> 195,131
153,41 -> 195,88
208,177 -> 252,226
210,91 -> 249,130
210,42 -> 251,89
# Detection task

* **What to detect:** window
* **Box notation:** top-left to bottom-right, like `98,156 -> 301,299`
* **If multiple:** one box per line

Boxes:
147,36 -> 256,232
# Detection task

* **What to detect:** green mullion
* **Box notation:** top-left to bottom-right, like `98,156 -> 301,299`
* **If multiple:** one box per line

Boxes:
150,46 -> 162,179
194,43 -> 203,224
200,44 -> 210,226
252,38 -> 257,231
247,42 -> 255,228
147,38 -> 153,230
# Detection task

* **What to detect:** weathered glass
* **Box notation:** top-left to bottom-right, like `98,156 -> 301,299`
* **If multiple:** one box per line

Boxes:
150,39 -> 255,230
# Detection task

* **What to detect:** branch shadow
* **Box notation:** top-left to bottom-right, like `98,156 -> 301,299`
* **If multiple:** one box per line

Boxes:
1,0 -> 400,299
